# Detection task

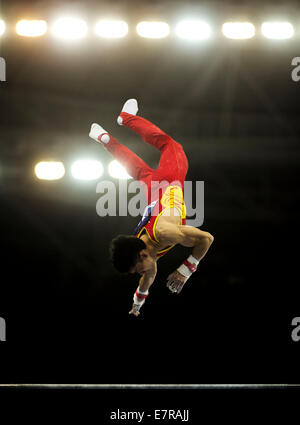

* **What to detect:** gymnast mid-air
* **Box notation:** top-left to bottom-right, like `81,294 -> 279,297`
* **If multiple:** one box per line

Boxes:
89,99 -> 214,316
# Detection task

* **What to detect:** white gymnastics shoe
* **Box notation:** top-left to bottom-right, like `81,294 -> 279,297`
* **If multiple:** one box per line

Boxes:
117,99 -> 138,125
89,123 -> 110,144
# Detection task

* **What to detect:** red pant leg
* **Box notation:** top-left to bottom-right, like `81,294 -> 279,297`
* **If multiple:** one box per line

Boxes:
120,113 -> 189,187
153,141 -> 189,188
120,112 -> 171,152
104,134 -> 154,188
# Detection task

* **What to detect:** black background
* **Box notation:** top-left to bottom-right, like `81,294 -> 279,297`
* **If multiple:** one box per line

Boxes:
0,0 -> 300,387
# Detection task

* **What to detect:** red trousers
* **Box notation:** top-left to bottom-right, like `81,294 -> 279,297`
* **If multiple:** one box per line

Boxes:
105,112 -> 189,202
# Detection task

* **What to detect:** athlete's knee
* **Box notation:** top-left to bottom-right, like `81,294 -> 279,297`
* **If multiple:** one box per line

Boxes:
173,140 -> 184,150
153,133 -> 175,150
176,142 -> 188,160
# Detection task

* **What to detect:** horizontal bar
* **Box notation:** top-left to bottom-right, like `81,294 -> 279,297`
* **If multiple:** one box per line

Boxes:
0,384 -> 298,390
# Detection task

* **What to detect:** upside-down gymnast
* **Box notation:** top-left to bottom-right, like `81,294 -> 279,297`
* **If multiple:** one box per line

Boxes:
89,99 -> 214,316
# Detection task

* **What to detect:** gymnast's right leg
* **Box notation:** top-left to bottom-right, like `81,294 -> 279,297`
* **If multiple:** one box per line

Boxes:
117,99 -> 172,153
117,99 -> 188,186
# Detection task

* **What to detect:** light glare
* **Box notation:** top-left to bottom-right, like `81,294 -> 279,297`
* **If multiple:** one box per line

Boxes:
136,21 -> 170,39
0,20 -> 5,36
108,160 -> 132,180
222,22 -> 255,39
16,20 -> 47,37
51,18 -> 88,40
175,20 -> 212,40
261,22 -> 294,39
95,20 -> 128,38
71,160 -> 103,180
35,161 -> 65,180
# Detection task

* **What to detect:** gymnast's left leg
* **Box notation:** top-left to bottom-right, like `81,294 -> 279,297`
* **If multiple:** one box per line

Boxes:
89,122 -> 154,193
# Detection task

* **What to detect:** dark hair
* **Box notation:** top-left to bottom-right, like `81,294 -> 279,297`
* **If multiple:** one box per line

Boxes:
109,235 -> 146,273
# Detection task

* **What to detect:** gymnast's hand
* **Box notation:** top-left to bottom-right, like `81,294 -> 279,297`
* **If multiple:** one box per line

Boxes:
129,303 -> 142,317
166,270 -> 188,294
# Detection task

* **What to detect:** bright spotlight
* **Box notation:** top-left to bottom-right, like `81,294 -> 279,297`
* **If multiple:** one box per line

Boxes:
71,160 -> 103,180
261,22 -> 294,40
108,160 -> 132,180
16,20 -> 47,37
222,22 -> 255,39
95,20 -> 128,38
136,21 -> 170,39
51,17 -> 88,40
175,20 -> 212,40
35,161 -> 65,180
0,20 -> 5,36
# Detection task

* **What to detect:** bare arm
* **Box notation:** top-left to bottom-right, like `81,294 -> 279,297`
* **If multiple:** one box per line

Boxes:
138,262 -> 157,292
158,224 -> 214,261
157,224 -> 214,294
129,263 -> 157,316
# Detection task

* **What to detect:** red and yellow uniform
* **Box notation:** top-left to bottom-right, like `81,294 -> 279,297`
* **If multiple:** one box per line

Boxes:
134,184 -> 186,257
104,111 -> 189,258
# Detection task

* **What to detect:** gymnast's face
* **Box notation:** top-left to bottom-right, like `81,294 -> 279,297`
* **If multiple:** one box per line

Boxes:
130,250 -> 155,275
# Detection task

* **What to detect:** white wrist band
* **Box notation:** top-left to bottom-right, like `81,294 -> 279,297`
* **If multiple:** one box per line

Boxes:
133,287 -> 149,305
177,255 -> 199,278
177,263 -> 192,278
187,255 -> 199,266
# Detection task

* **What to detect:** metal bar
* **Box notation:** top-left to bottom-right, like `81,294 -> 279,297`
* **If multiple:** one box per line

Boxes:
0,384 -> 298,389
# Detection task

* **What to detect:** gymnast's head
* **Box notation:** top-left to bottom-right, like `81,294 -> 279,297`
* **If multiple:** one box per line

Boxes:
109,235 -> 154,275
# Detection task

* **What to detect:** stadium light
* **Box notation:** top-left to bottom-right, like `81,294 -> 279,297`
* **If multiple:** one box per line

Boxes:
175,20 -> 212,40
108,160 -> 132,180
222,22 -> 255,39
0,20 -> 5,36
261,22 -> 294,40
16,20 -> 47,37
95,20 -> 128,38
34,161 -> 65,180
136,21 -> 170,39
71,159 -> 103,180
51,17 -> 88,40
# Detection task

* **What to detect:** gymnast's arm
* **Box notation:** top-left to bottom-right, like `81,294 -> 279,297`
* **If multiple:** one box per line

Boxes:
139,263 -> 157,291
157,223 -> 214,293
157,224 -> 214,261
129,263 -> 157,317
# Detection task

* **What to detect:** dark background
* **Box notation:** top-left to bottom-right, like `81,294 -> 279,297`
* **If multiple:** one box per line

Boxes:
0,0 -> 299,384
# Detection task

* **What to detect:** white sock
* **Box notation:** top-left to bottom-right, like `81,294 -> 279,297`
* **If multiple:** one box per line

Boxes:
89,123 -> 110,144
117,99 -> 138,125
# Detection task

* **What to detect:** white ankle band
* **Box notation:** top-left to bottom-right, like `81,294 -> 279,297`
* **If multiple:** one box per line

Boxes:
100,134 -> 110,144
